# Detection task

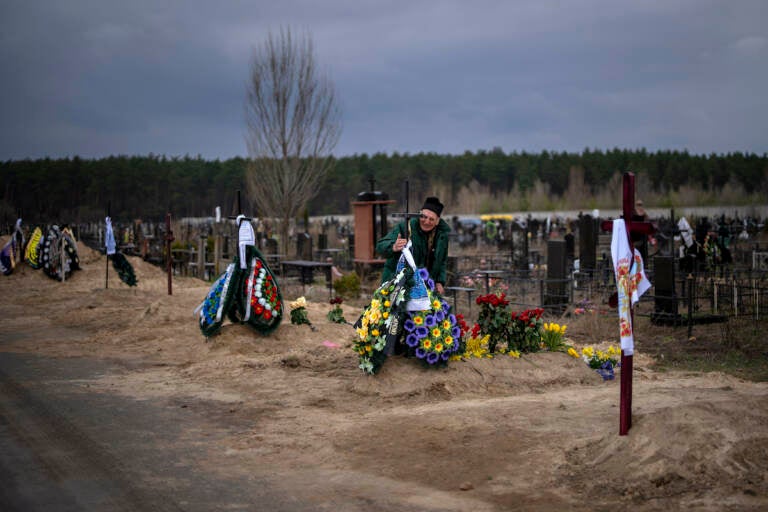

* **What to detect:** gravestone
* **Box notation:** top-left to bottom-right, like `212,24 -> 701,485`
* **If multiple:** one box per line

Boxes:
297,232 -> 312,259
578,214 -> 597,275
545,240 -> 568,313
651,256 -> 678,325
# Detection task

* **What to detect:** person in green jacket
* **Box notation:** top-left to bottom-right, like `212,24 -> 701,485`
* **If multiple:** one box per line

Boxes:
376,196 -> 451,295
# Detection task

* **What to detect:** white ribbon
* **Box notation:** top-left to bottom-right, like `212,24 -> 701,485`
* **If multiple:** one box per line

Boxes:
105,216 -> 116,255
237,215 -> 255,269
677,217 -> 694,248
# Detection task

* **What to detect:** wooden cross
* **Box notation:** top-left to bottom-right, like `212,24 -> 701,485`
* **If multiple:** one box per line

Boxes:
165,212 -> 174,296
600,172 -> 655,435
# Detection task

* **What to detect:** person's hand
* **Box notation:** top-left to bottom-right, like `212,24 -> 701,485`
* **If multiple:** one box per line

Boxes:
393,234 -> 406,252
436,282 -> 444,295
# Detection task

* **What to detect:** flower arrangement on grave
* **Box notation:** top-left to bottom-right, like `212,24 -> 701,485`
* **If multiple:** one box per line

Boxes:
577,344 -> 621,380
353,267 -> 465,374
402,272 -> 464,366
327,296 -> 347,324
454,322 -> 522,360
540,322 -> 569,352
475,292 -> 512,353
474,293 -> 549,355
245,256 -> 281,325
509,307 -> 545,353
354,268 -> 409,374
289,296 -> 312,328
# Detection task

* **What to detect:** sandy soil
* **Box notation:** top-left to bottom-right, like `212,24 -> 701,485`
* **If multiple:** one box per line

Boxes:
1,241 -> 767,511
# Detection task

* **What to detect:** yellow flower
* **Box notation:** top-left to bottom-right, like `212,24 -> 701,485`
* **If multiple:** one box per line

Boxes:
508,350 -> 521,358
432,299 -> 442,310
371,329 -> 380,337
365,345 -> 372,353
445,336 -> 454,346
423,339 -> 432,349
413,315 -> 424,326
380,288 -> 389,296
435,343 -> 444,353
290,296 -> 307,309
383,311 -> 389,319
442,320 -> 451,329
567,347 -> 579,358
560,325 -> 567,334
384,300 -> 391,307
432,327 -> 441,338
582,346 -> 594,358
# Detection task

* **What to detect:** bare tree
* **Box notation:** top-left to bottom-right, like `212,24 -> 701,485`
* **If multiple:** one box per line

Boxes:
245,27 -> 341,254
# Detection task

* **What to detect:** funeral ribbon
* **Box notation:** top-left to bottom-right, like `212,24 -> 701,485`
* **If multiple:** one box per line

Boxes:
395,241 -> 431,311
105,216 -> 116,256
236,215 -> 255,269
610,219 -> 651,356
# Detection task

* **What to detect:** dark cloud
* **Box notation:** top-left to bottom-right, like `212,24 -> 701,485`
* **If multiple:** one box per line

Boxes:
1,0 -> 766,160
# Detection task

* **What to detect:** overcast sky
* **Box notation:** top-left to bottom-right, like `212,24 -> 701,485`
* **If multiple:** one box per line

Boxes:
1,0 -> 766,161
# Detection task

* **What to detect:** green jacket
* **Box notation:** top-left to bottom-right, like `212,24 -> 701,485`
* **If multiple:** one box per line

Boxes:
376,217 -> 451,285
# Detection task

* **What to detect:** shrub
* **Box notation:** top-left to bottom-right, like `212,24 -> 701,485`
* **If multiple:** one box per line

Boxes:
333,271 -> 361,300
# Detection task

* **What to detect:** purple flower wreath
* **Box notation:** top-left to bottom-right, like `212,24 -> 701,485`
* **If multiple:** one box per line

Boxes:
403,268 -> 463,365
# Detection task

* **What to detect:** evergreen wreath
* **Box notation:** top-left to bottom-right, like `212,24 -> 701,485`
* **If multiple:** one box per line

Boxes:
110,252 -> 137,287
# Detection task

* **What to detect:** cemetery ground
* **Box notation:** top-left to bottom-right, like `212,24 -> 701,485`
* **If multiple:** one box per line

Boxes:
1,241 -> 767,511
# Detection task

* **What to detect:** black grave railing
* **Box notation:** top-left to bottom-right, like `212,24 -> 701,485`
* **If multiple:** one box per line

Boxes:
644,269 -> 768,325
447,265 -> 768,331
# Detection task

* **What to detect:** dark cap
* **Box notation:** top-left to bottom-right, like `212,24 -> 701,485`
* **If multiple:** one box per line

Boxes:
422,196 -> 444,217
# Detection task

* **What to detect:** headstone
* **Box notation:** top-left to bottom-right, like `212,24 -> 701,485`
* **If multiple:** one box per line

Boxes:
545,240 -> 568,313
651,256 -> 678,324
578,214 -> 597,275
297,232 -> 312,259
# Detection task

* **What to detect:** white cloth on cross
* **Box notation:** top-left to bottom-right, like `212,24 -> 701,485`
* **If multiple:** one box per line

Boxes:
395,241 -> 431,311
237,215 -> 255,269
105,216 -> 116,256
610,219 -> 651,356
678,217 -> 694,248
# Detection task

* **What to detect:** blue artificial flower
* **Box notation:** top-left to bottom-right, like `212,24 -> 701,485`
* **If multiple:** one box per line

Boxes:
448,314 -> 456,324
415,326 -> 429,339
406,333 -> 419,347
434,310 -> 445,323
425,314 -> 436,327
441,300 -> 450,311
426,278 -> 435,291
426,352 -> 439,364
403,319 -> 416,332
451,326 -> 461,338
440,351 -> 450,361
418,268 -> 429,281
415,348 -> 427,359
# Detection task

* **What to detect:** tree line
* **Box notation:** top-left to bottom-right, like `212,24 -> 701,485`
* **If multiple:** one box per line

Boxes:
1,148 -> 766,226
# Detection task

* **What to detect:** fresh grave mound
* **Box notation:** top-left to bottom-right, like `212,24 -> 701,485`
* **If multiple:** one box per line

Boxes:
348,351 -> 604,400
560,381 -> 768,500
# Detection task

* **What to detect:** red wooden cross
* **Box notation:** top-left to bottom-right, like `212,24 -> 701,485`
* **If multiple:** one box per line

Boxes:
600,172 -> 655,435
165,212 -> 174,296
